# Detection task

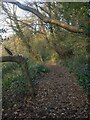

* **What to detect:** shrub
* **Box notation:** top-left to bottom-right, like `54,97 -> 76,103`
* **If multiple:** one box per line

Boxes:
28,63 -> 49,84
63,56 -> 89,94
2,62 -> 49,95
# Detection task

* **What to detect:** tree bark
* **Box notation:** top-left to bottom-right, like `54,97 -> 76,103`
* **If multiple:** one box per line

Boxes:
1,55 -> 25,64
2,1 -> 84,33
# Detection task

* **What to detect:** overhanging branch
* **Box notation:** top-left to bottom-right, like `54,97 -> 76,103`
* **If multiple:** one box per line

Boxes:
0,55 -> 26,64
2,1 -> 84,33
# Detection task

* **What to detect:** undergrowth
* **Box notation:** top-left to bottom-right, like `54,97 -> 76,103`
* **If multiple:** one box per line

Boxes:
63,55 -> 89,95
2,61 -> 49,95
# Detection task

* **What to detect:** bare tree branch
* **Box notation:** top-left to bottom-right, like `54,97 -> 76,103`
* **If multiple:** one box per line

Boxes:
0,55 -> 25,63
4,47 -> 13,55
2,1 -> 84,33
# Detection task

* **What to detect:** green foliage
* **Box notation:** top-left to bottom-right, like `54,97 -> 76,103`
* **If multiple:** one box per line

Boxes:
10,75 -> 29,95
2,62 -> 49,95
2,63 -> 22,91
64,56 -> 89,94
28,62 -> 49,81
79,23 -> 90,36
31,35 -> 52,62
2,63 -> 19,77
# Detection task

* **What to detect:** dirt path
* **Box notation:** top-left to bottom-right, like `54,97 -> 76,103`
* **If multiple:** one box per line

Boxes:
2,64 -> 89,119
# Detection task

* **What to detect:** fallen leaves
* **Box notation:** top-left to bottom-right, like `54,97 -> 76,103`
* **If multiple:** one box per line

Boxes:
2,65 -> 89,119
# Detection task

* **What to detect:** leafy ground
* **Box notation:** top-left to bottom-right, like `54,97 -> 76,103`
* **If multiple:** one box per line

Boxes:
2,64 -> 89,120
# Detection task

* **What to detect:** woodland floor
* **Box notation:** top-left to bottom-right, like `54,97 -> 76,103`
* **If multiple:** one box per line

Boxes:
2,64 -> 89,120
